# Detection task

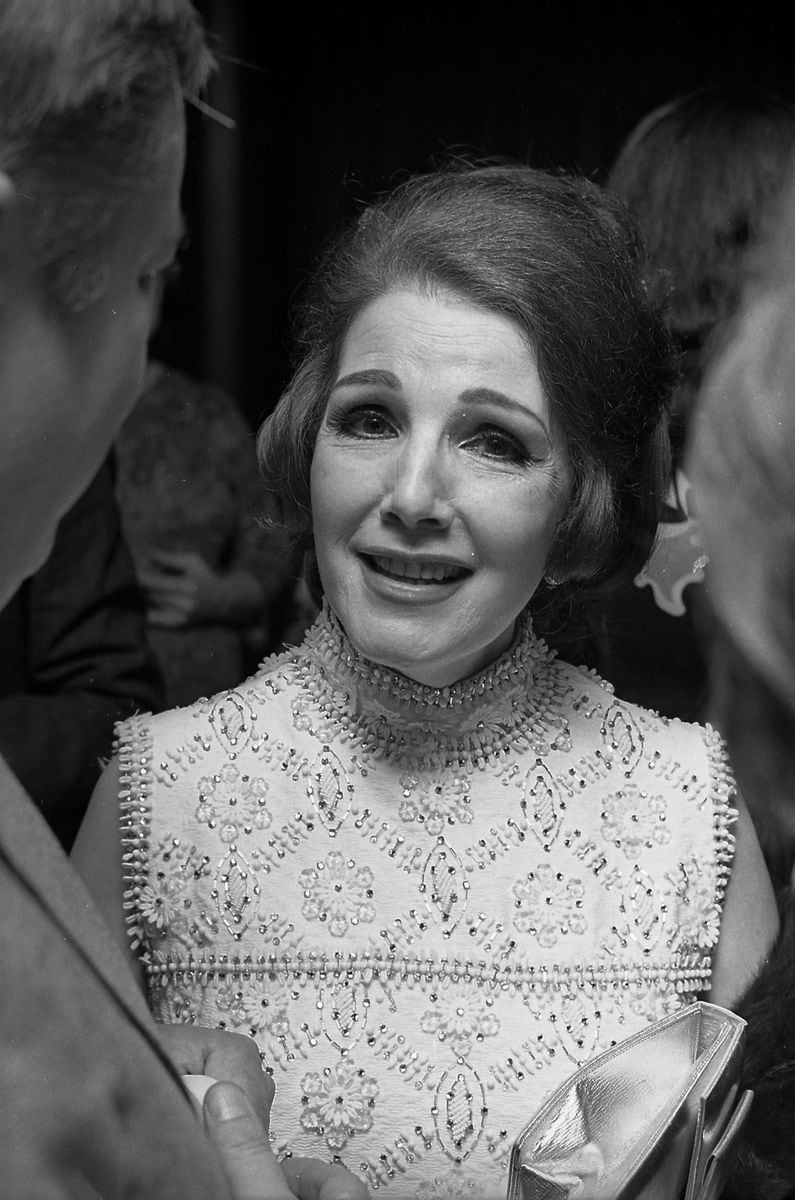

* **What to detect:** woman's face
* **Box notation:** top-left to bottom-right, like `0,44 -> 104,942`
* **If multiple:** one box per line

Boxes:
310,287 -> 571,687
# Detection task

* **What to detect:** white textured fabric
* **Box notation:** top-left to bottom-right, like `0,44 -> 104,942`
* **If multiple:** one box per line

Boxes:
119,604 -> 736,1198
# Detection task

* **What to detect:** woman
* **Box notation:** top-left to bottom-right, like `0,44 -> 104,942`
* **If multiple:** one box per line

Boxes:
561,86 -> 795,726
73,162 -> 777,1197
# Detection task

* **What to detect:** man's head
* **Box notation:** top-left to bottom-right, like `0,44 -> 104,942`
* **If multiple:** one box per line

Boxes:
0,0 -> 212,602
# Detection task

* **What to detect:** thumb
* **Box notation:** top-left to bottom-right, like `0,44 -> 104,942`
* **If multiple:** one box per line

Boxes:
203,1081 -> 293,1200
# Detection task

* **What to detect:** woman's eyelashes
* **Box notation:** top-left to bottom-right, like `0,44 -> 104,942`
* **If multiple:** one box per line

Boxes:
325,402 -> 547,467
462,424 -> 539,465
326,403 -> 397,440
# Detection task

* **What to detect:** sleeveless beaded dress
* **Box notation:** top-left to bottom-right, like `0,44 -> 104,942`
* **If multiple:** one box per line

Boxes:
118,603 -> 736,1198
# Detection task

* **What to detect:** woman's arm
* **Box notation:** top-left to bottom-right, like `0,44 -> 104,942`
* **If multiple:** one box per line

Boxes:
71,757 -> 146,990
705,793 -> 780,1008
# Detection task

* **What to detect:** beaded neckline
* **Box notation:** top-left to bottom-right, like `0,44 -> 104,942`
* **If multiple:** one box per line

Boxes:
288,602 -> 573,766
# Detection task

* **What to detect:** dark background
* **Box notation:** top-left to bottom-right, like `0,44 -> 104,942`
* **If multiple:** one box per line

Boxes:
162,3 -> 795,431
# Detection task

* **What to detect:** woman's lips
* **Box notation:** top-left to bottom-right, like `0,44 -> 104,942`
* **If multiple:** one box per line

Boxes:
366,554 -> 469,584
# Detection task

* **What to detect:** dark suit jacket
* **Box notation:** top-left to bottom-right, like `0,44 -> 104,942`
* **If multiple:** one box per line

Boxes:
0,758 -> 233,1197
0,456 -> 163,848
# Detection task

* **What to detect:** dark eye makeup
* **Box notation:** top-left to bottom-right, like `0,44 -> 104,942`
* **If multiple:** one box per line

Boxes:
324,397 -> 552,469
462,424 -> 538,466
325,403 -> 397,440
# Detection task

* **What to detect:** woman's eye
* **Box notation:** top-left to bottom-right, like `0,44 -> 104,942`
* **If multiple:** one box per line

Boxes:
464,426 -> 531,464
329,405 -> 396,439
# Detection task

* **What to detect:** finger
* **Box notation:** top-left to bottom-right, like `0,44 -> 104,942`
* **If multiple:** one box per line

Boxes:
283,1157 -> 371,1200
143,589 -> 189,612
157,1026 -> 273,1131
140,570 -> 196,598
150,548 -> 200,571
136,567 -> 181,591
146,591 -> 196,618
152,588 -> 196,609
203,1082 -> 293,1200
147,605 -> 189,629
201,1045 -> 273,1132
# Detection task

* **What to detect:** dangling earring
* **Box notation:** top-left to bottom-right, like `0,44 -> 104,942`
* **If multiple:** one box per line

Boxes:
544,573 -> 561,587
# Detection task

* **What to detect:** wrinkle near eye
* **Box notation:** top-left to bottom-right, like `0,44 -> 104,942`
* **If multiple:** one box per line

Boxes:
324,400 -> 400,440
332,368 -> 402,393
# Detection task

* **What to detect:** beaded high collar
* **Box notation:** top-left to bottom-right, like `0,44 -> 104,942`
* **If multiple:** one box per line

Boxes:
294,602 -> 572,765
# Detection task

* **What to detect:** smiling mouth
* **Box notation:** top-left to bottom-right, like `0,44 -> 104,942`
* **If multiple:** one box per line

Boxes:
366,554 -> 469,584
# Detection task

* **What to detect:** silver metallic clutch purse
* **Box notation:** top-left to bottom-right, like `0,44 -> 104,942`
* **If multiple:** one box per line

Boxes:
506,1002 -> 752,1200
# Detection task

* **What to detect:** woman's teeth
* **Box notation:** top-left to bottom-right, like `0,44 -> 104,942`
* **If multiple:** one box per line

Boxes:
370,555 -> 465,582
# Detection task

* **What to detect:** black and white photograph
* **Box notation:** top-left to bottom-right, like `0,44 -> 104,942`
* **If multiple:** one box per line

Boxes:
2,5 -> 795,1197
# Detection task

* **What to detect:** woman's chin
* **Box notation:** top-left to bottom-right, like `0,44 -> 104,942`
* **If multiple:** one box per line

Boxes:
346,629 -> 447,685
324,561 -> 524,687
341,616 -> 516,690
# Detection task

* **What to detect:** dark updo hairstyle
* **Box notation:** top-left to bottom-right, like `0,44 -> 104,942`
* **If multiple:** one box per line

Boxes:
258,160 -> 675,605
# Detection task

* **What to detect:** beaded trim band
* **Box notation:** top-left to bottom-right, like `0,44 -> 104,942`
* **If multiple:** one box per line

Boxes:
704,722 -> 739,924
144,949 -> 712,996
117,611 -> 737,986
118,712 -> 155,952
286,603 -> 574,768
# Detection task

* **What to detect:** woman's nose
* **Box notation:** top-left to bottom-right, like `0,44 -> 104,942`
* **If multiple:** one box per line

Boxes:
380,438 -> 453,528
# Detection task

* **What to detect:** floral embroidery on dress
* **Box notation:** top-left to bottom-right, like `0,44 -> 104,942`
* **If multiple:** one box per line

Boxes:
420,991 -> 500,1056
138,872 -> 189,935
216,975 -> 302,1066
600,782 -> 670,857
117,605 -> 736,1194
399,770 -> 473,834
136,837 -> 214,950
299,851 -> 375,936
195,761 -> 272,839
416,1169 -> 490,1199
512,865 -> 587,948
667,856 -> 723,948
217,974 -> 291,1036
300,1059 -> 379,1151
629,980 -> 682,1024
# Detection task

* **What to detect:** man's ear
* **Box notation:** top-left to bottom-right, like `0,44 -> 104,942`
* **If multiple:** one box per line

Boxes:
0,172 -> 19,300
0,172 -> 33,313
0,172 -> 16,222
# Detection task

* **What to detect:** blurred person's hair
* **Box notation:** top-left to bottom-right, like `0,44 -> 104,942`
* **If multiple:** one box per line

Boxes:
0,0 -> 213,314
610,84 -> 795,453
688,160 -> 795,886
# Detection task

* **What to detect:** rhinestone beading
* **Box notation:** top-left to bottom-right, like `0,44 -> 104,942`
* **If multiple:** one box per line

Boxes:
116,604 -> 737,1194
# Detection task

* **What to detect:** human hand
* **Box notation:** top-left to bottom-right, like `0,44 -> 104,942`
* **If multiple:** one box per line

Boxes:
138,548 -> 228,628
156,1025 -> 273,1128
139,548 -> 267,628
204,1082 -> 370,1200
157,1026 -> 369,1198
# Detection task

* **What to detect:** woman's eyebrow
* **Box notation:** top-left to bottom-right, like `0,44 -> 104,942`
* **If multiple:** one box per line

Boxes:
460,387 -> 551,434
332,368 -> 401,390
